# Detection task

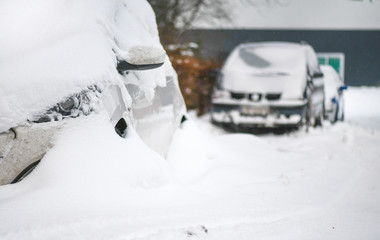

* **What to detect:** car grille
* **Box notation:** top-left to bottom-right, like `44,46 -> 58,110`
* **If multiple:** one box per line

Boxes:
230,92 -> 281,101
230,92 -> 246,100
265,93 -> 281,101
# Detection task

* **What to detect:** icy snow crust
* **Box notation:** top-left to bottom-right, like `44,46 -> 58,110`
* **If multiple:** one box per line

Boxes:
0,0 -> 165,132
221,43 -> 307,99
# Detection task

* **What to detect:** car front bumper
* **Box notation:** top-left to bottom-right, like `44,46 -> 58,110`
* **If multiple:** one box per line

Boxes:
211,99 -> 307,128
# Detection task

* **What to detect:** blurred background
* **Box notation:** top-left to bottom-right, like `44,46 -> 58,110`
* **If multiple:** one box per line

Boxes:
147,0 -> 380,115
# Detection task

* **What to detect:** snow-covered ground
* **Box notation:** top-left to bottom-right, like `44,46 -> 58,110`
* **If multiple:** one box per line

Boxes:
1,0 -> 379,238
1,87 -> 379,240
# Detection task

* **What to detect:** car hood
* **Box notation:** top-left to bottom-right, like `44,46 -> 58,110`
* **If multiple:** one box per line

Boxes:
0,0 -> 164,133
221,70 -> 307,99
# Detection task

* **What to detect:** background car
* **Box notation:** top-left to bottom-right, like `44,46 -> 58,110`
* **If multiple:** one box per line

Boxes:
0,1 -> 186,185
211,41 -> 325,130
321,65 -> 347,123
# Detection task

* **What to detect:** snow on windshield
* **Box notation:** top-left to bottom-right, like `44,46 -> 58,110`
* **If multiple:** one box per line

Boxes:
0,0 -> 166,132
224,44 -> 306,76
220,43 -> 307,96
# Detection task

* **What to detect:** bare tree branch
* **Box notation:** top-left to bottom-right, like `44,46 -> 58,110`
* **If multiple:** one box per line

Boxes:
147,0 -> 284,45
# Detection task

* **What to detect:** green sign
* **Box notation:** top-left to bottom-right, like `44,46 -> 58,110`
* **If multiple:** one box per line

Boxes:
328,58 -> 341,74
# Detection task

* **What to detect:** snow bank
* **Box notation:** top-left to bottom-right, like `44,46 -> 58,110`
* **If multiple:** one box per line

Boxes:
0,114 -> 204,237
1,78 -> 380,240
345,86 -> 380,131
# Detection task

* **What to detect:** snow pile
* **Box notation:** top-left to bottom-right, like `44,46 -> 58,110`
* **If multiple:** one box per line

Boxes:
1,87 -> 380,239
345,86 -> 380,131
0,114 -> 202,239
0,0 -> 165,132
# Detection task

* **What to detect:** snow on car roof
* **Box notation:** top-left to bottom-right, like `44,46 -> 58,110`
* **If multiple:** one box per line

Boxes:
0,0 -> 164,132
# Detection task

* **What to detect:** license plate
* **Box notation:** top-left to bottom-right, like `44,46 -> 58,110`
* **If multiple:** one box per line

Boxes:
240,105 -> 269,116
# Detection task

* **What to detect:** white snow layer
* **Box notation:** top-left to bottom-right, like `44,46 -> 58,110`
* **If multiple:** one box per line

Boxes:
1,85 -> 380,240
221,43 -> 307,98
0,0 -> 165,132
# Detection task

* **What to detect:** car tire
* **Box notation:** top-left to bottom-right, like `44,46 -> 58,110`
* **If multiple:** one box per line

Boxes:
332,106 -> 339,123
305,99 -> 315,131
314,102 -> 324,127
314,113 -> 323,127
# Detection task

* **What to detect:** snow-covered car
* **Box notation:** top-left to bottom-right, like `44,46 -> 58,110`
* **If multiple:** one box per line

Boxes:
211,42 -> 325,130
0,0 -> 186,185
321,65 -> 347,123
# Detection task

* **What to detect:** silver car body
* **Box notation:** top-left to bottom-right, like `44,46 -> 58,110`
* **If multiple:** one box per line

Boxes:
211,42 -> 325,129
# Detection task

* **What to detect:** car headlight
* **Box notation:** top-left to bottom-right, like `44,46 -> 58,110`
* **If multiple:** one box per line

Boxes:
59,96 -> 80,114
33,85 -> 102,123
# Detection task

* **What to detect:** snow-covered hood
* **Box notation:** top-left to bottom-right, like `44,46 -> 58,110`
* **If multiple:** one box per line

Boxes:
0,0 -> 164,132
221,70 -> 307,99
221,42 -> 308,99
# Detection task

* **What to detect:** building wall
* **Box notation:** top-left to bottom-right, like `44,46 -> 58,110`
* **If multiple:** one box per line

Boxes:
182,30 -> 380,86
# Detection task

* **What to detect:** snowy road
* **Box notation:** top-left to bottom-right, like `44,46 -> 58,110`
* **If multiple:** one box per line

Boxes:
1,87 -> 379,240
173,86 -> 380,239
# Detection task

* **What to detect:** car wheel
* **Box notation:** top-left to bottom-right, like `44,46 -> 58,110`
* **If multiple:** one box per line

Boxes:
332,106 -> 339,123
314,102 -> 324,127
306,98 -> 318,131
314,113 -> 323,127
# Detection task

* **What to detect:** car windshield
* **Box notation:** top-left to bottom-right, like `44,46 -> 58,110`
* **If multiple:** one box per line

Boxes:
224,45 -> 306,76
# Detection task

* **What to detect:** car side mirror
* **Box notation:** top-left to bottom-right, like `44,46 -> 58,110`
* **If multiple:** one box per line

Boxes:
312,72 -> 324,78
117,46 -> 166,73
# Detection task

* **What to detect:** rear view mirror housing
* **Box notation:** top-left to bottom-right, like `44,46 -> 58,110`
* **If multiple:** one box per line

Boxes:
117,46 -> 166,73
312,71 -> 324,78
